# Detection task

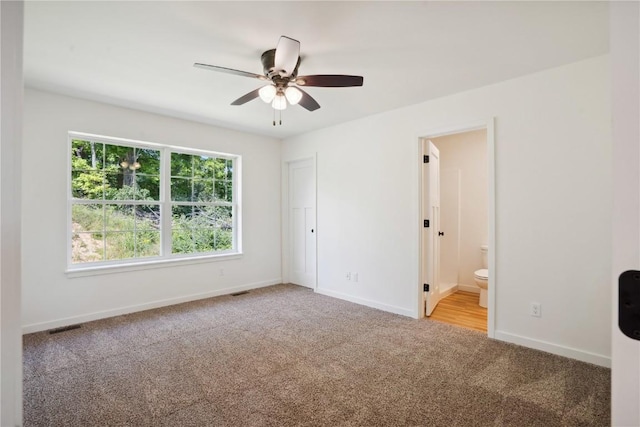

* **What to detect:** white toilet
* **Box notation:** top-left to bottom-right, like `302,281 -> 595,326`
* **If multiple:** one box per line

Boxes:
474,245 -> 489,308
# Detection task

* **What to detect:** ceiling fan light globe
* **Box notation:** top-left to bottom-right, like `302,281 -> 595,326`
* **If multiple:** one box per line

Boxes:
285,86 -> 303,105
272,94 -> 287,110
258,85 -> 276,103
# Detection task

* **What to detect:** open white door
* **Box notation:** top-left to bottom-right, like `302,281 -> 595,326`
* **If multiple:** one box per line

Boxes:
611,2 -> 640,424
422,140 -> 441,316
288,159 -> 316,289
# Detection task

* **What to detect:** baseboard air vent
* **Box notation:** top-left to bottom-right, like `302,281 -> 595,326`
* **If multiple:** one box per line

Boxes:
231,291 -> 250,297
48,324 -> 82,334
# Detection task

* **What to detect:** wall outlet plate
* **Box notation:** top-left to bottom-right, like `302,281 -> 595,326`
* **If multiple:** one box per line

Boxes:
530,302 -> 541,317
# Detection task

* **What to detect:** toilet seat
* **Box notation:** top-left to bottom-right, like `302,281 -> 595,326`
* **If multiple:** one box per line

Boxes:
474,269 -> 488,280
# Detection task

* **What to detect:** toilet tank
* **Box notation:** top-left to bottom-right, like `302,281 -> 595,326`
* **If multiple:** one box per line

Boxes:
480,245 -> 488,269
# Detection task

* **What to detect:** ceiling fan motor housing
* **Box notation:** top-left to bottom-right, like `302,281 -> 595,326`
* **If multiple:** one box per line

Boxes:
261,49 -> 300,80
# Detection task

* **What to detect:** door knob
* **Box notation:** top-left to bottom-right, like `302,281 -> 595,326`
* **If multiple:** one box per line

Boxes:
311,229 -> 314,233
619,270 -> 640,340
438,231 -> 444,236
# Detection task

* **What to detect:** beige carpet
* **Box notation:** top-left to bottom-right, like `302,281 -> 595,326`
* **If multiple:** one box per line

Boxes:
23,284 -> 610,426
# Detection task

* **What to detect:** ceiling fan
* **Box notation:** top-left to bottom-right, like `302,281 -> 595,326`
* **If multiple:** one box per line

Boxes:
194,36 -> 363,124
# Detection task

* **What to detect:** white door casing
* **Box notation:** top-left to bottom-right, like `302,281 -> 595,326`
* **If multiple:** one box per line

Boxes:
423,139 -> 441,316
288,159 -> 316,289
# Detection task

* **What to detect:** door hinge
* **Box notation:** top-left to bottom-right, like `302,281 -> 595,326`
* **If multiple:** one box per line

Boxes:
424,284 -> 429,292
424,219 -> 429,228
423,155 -> 429,163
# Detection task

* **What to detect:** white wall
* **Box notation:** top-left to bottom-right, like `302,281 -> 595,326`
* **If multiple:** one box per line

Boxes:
22,88 -> 282,332
432,130 -> 488,292
438,167 -> 460,291
282,55 -> 611,366
610,2 -> 640,424
1,2 -> 23,425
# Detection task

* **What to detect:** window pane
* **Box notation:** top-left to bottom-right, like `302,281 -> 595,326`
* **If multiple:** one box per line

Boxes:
105,232 -> 135,261
193,179 -> 214,202
72,204 -> 104,233
193,228 -> 215,252
170,205 -> 233,255
105,173 -> 134,200
136,204 -> 160,257
214,229 -> 233,251
171,207 -> 193,254
214,158 -> 227,180
225,159 -> 233,180
171,205 -> 221,254
71,170 -> 105,199
71,140 -> 104,171
171,177 -> 192,201
193,155 -> 216,179
105,144 -> 133,173
137,204 -> 160,230
215,206 -> 233,231
214,180 -> 226,201
71,232 -> 105,263
135,148 -> 160,176
191,205 -> 216,227
135,174 -> 160,201
214,181 -> 233,202
171,153 -> 192,177
225,181 -> 233,202
105,204 -> 135,231
136,231 -> 160,258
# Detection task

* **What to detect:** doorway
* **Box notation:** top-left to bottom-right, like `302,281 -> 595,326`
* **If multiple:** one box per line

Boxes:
418,120 -> 495,337
287,158 -> 317,289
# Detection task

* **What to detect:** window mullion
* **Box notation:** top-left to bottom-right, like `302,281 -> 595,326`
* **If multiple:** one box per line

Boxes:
161,148 -> 172,256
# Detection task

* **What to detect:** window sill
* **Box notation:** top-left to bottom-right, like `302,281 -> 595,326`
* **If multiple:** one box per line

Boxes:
65,252 -> 243,278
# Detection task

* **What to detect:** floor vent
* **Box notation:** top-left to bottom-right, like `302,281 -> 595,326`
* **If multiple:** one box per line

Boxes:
231,291 -> 250,297
48,324 -> 82,335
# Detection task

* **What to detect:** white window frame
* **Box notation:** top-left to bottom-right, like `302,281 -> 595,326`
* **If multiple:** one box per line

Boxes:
66,131 -> 242,275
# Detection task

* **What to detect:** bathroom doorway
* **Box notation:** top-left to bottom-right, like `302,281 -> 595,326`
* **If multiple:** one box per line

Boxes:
418,120 -> 495,337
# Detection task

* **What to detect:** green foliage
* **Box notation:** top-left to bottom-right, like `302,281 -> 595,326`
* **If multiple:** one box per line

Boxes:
72,204 -> 161,263
106,185 -> 152,203
71,139 -> 161,202
171,205 -> 232,254
170,153 -> 233,202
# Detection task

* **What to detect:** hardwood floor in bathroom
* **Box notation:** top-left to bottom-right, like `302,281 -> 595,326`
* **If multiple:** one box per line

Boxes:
429,291 -> 487,332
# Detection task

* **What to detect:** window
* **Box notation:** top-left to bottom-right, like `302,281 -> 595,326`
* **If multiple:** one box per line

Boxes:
69,133 -> 240,269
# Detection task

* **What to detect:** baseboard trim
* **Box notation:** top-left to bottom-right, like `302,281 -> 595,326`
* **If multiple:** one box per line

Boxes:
494,330 -> 611,368
22,278 -> 282,334
315,287 -> 414,318
458,283 -> 480,293
439,283 -> 458,299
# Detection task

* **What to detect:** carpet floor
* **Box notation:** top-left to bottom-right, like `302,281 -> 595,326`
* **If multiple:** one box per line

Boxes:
23,284 -> 610,426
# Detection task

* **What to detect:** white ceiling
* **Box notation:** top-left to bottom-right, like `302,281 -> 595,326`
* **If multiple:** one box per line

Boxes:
24,1 -> 609,139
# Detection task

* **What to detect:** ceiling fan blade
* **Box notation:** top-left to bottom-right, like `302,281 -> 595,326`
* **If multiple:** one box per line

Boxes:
295,75 -> 364,87
273,36 -> 300,77
231,88 -> 262,105
194,63 -> 265,80
296,88 -> 321,111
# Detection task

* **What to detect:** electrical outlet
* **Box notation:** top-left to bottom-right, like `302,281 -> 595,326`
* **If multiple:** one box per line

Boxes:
219,268 -> 224,276
346,272 -> 352,281
530,302 -> 541,317
353,273 -> 359,282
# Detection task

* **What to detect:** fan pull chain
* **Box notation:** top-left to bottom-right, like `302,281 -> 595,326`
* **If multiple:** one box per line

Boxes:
272,109 -> 284,126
